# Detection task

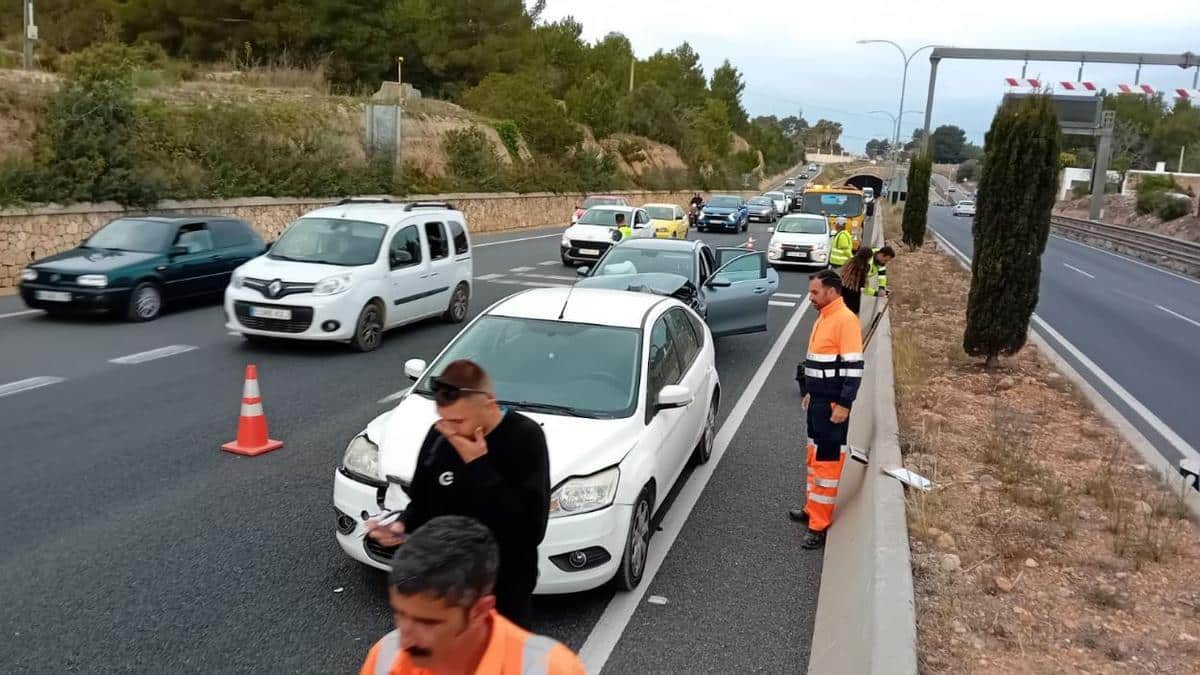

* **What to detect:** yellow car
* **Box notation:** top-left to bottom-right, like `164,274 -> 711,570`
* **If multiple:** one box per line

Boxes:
644,203 -> 689,239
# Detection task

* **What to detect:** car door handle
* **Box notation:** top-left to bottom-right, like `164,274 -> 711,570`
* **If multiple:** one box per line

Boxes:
753,287 -> 768,294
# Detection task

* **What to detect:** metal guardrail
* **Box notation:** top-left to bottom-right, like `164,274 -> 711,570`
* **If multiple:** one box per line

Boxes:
1050,214 -> 1200,272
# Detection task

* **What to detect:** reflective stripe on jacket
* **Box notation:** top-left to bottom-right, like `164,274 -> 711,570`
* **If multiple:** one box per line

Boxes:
865,248 -> 888,296
797,296 -> 864,408
829,229 -> 853,266
361,611 -> 585,675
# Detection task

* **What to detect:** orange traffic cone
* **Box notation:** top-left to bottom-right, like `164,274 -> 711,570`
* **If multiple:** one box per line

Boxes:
744,236 -> 756,250
222,364 -> 283,456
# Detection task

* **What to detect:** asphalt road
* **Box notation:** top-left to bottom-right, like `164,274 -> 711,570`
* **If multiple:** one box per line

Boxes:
0,175 -> 826,673
925,192 -> 1200,470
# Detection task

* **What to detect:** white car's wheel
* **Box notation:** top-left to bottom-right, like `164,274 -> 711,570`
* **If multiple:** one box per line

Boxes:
615,486 -> 654,591
691,392 -> 719,465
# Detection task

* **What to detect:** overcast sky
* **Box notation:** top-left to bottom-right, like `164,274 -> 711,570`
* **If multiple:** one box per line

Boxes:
540,0 -> 1200,153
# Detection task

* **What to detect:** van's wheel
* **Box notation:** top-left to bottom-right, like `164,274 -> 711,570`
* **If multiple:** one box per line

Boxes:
615,486 -> 654,591
350,301 -> 384,352
444,283 -> 469,324
691,393 -> 719,465
126,282 -> 162,322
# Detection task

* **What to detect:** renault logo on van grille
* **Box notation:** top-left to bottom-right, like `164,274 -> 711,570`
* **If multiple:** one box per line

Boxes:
267,280 -> 283,298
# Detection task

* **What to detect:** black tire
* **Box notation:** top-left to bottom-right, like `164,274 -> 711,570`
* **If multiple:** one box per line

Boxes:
691,392 -> 719,465
126,281 -> 162,322
443,283 -> 469,324
350,301 -> 384,353
615,486 -> 654,592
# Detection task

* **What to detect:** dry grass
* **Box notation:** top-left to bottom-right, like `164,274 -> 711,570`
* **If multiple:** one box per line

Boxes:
892,242 -> 1200,673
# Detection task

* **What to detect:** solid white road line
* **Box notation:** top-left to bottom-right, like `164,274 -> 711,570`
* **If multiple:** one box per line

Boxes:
378,387 -> 411,404
773,292 -> 806,299
1063,263 -> 1095,279
769,300 -> 796,307
0,376 -> 66,398
931,229 -> 1200,464
472,232 -> 562,248
0,309 -> 42,320
475,273 -> 505,281
108,345 -> 197,365
1051,233 -> 1200,287
538,260 -> 560,266
1156,304 -> 1200,329
517,273 -> 577,281
578,297 -> 813,673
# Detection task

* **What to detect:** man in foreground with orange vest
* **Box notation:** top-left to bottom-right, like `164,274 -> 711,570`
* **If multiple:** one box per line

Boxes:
790,269 -> 865,549
360,515 -> 585,675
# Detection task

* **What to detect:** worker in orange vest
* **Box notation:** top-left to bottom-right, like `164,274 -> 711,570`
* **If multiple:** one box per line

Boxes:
790,269 -> 865,549
360,515 -> 585,675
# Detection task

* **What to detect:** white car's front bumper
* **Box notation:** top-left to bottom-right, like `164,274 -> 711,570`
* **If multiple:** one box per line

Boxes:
333,469 -> 632,594
225,286 -> 361,341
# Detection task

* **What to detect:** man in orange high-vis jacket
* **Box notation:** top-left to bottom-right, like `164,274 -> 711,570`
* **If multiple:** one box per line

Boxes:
790,269 -> 864,550
360,516 -> 584,675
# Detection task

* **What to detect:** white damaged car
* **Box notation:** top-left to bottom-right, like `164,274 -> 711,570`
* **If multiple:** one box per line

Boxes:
333,287 -> 720,594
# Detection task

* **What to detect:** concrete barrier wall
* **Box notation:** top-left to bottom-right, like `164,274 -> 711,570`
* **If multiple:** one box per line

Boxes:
807,211 -> 918,674
0,189 -> 759,291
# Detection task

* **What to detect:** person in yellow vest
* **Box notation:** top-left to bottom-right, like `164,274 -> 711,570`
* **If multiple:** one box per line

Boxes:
829,218 -> 853,268
360,516 -> 585,675
611,213 -> 633,242
864,245 -> 895,297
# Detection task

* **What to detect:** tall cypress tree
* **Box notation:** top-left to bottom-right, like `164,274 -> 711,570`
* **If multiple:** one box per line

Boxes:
963,95 -> 1061,367
901,152 -> 931,248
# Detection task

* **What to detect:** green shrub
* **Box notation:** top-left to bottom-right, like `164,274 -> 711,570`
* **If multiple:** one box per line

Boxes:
1136,173 -> 1178,195
442,126 -> 508,191
492,120 -> 522,158
1154,195 -> 1190,221
617,138 -> 647,164
1136,190 -> 1163,215
461,73 -> 581,155
0,161 -> 50,205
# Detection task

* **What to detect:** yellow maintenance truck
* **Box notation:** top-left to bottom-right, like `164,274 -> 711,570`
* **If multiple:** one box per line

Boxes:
800,184 -> 866,250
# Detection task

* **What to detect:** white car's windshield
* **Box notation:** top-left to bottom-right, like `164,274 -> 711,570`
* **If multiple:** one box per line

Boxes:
578,209 -> 630,226
414,316 -> 641,418
748,197 -> 772,206
707,196 -> 740,208
645,206 -> 675,220
776,216 -> 827,234
593,248 -> 695,279
270,218 -> 386,266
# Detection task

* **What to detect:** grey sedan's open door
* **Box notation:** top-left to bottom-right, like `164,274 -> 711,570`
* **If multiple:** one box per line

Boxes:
702,249 -> 774,337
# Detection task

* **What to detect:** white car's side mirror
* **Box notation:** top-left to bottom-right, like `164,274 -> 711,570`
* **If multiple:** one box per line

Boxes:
404,358 -> 427,381
656,384 -> 693,410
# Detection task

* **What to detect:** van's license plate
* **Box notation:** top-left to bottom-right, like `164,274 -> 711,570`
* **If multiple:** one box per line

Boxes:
250,306 -> 292,320
579,248 -> 600,256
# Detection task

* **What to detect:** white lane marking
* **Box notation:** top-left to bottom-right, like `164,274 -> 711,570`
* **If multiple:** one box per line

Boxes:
0,376 -> 66,398
579,297 -> 813,672
0,309 -> 42,320
472,232 -> 562,248
1156,304 -> 1200,329
538,260 -> 560,266
932,229 -> 1200,464
1063,263 -> 1095,279
769,300 -> 796,307
489,279 -> 566,288
517,273 -> 576,281
108,345 -> 197,365
1050,233 -> 1200,287
509,266 -> 535,273
475,273 -> 505,281
773,292 -> 805,299
378,387 -> 411,404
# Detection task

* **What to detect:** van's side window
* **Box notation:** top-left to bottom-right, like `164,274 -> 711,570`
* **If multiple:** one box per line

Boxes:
425,222 -> 449,261
449,221 -> 469,255
389,225 -> 422,269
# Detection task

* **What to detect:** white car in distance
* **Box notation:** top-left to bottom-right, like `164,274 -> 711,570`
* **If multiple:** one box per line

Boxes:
763,191 -> 789,216
333,287 -> 720,594
224,199 -> 473,352
952,200 -> 976,217
766,214 -> 831,269
560,205 -> 652,266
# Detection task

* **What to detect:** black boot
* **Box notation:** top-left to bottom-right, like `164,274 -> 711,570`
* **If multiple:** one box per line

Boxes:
788,508 -> 809,524
801,528 -> 826,550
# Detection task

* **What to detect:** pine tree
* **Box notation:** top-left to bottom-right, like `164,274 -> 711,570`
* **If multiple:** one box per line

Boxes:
901,153 -> 931,248
963,95 -> 1061,367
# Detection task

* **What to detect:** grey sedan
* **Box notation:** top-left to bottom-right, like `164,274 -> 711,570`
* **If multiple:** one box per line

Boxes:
573,238 -> 779,337
746,196 -> 778,223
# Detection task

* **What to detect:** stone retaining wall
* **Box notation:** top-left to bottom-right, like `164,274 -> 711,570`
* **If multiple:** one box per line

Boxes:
0,190 -> 756,290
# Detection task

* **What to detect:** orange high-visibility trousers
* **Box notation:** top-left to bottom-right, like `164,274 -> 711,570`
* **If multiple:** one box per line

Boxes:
805,442 -> 847,532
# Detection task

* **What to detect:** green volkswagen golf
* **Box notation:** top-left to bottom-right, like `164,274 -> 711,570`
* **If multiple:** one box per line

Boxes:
19,216 -> 266,321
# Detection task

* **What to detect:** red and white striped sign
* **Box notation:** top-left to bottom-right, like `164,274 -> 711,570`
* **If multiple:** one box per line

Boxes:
1175,89 -> 1200,100
1117,83 -> 1157,95
1056,81 -> 1098,92
1005,77 -> 1042,88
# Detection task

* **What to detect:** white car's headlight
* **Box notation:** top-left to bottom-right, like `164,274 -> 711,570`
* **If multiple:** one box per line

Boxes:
230,272 -> 245,289
342,434 -> 381,482
549,466 -> 620,518
21,268 -> 38,281
727,213 -> 738,221
313,274 -> 352,296
561,235 -> 571,247
77,274 -> 108,288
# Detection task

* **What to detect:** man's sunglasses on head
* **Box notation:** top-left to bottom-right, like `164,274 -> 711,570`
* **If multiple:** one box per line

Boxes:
430,377 -> 489,405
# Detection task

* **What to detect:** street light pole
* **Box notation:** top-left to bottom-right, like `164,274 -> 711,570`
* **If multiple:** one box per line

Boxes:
858,40 -> 939,157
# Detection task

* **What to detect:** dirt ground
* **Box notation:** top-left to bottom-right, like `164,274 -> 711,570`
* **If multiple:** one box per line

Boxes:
1056,194 -> 1200,244
885,237 -> 1200,674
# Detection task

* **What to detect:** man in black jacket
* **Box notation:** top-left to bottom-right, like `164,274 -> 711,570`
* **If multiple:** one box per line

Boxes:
366,359 -> 550,628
